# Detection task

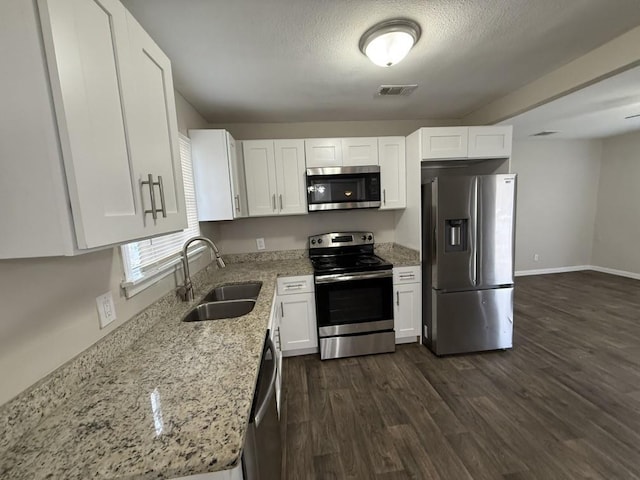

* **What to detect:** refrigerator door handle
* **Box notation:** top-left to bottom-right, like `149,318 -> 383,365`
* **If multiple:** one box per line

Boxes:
470,177 -> 479,286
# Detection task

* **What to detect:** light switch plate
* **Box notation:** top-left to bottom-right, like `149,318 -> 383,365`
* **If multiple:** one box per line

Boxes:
96,292 -> 117,329
256,237 -> 266,250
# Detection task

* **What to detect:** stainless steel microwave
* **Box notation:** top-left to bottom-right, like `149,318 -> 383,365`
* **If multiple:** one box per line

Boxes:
306,166 -> 381,211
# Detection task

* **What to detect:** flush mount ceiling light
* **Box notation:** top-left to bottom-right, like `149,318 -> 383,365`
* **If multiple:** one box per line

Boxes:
359,19 -> 421,67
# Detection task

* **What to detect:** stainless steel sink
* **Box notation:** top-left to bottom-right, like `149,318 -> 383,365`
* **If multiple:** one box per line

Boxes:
202,282 -> 262,302
182,300 -> 257,322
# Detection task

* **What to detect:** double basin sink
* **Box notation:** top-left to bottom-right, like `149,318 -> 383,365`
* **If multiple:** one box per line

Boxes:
183,282 -> 262,322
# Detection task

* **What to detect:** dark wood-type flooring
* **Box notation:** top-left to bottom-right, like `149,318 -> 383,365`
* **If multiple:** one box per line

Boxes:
280,271 -> 640,479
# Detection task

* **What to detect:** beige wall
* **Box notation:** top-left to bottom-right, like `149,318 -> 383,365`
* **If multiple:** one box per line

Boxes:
511,139 -> 602,272
464,25 -> 640,126
204,210 -> 396,254
592,131 -> 640,275
0,92 -> 208,407
208,119 -> 457,140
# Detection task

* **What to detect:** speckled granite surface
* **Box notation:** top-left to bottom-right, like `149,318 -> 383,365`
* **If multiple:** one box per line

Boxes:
0,258 -> 312,480
376,243 -> 420,267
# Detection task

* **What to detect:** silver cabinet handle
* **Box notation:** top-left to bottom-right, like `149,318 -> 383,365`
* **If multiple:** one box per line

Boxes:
279,194 -> 283,210
383,189 -> 386,205
141,174 -> 158,220
234,195 -> 240,212
157,175 -> 167,218
272,194 -> 276,211
396,291 -> 399,306
399,274 -> 415,279
280,302 -> 284,317
284,283 -> 304,289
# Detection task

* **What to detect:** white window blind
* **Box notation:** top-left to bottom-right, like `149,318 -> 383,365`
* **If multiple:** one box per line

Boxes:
121,134 -> 201,295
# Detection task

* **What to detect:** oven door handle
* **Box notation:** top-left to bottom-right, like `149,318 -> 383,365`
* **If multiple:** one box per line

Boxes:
315,270 -> 393,284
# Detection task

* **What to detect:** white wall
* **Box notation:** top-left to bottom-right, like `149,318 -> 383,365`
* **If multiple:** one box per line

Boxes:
0,92 -> 208,407
511,139 -> 602,272
592,131 -> 640,275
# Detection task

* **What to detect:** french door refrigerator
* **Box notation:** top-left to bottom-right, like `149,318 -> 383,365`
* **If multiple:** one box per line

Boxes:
422,174 -> 517,356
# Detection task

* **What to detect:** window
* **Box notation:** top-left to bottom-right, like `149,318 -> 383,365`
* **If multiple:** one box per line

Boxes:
120,134 -> 201,297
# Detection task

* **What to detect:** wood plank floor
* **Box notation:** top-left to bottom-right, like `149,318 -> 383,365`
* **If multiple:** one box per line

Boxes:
280,271 -> 640,479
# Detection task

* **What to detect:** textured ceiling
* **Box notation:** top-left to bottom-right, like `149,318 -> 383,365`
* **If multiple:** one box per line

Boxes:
121,0 -> 640,123
504,65 -> 640,140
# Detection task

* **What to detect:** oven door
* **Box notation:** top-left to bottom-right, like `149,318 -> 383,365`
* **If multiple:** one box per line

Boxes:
314,270 -> 393,337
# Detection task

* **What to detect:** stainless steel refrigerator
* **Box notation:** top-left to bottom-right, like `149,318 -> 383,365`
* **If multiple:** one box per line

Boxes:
422,174 -> 516,356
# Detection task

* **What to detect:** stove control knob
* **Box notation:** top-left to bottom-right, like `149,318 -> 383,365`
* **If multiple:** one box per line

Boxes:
318,238 -> 323,244
361,235 -> 367,241
367,235 -> 373,241
311,239 -> 316,245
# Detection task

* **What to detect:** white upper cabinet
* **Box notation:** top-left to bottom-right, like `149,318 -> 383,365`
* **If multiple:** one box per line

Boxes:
244,140 -> 307,217
304,138 -> 343,168
243,140 -> 279,216
468,126 -> 513,158
125,11 -> 186,235
274,140 -> 307,215
38,0 -> 146,248
0,0 -> 185,258
421,126 -> 513,160
421,127 -> 469,160
378,137 -> 406,210
190,129 -> 247,221
342,137 -> 379,166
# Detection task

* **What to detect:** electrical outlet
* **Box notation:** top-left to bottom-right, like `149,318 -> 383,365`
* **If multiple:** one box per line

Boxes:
534,253 -> 540,262
96,292 -> 117,329
256,237 -> 266,250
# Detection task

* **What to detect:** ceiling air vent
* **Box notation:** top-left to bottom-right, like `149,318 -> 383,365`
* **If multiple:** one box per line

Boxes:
376,84 -> 418,96
530,130 -> 559,137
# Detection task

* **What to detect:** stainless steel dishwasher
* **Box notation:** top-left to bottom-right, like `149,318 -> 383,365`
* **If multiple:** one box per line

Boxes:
242,334 -> 282,480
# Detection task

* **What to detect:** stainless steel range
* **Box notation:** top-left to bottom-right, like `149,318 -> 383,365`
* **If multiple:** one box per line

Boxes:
309,232 -> 395,360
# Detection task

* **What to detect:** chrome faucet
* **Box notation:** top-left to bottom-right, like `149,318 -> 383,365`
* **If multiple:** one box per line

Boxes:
178,236 -> 226,301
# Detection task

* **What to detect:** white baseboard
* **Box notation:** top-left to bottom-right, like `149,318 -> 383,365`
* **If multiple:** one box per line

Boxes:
515,265 -> 590,277
589,265 -> 640,281
515,265 -> 640,280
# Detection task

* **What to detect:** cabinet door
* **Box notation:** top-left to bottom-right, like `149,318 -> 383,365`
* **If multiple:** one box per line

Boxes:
304,138 -> 343,167
421,127 -> 469,160
126,12 -> 186,235
274,140 -> 307,215
378,137 -> 406,210
38,0 -> 145,248
190,129 -> 234,221
279,293 -> 318,352
394,282 -> 421,340
342,137 -> 379,166
229,137 -> 249,218
243,140 -> 278,216
468,126 -> 513,158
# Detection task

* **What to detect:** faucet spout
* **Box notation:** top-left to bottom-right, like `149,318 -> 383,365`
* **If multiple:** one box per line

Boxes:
178,236 -> 225,301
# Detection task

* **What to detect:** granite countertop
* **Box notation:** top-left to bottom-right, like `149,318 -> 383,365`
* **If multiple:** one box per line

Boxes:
0,258 -> 312,480
376,243 -> 420,267
0,244 -> 417,480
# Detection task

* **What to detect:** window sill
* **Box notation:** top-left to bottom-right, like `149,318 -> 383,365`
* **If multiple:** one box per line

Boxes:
120,245 -> 207,299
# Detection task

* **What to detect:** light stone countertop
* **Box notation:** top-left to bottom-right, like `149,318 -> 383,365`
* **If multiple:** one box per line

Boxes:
376,243 -> 420,267
0,258 -> 312,480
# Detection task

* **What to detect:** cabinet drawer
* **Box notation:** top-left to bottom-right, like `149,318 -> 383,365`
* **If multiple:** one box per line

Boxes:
277,275 -> 314,295
393,266 -> 421,284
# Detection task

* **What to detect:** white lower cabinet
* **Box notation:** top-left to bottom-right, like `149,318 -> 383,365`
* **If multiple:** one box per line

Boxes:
276,275 -> 318,356
393,266 -> 421,343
